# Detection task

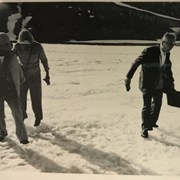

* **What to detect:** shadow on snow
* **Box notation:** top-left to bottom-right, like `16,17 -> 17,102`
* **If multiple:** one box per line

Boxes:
26,122 -> 158,175
5,137 -> 83,173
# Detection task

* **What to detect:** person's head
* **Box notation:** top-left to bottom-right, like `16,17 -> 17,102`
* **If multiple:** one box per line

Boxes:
160,32 -> 176,52
17,29 -> 34,44
0,32 -> 12,56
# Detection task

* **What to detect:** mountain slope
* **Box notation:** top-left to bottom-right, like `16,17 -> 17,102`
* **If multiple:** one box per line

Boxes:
1,2 -> 180,43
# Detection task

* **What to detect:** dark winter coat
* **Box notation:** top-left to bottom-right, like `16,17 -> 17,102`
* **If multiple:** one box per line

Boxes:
0,51 -> 25,97
126,45 -> 174,92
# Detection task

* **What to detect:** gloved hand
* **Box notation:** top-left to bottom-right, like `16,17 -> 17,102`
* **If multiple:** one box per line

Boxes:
43,72 -> 50,85
125,78 -> 131,91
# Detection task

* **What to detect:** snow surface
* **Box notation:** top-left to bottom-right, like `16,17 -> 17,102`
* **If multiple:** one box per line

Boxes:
1,44 -> 180,180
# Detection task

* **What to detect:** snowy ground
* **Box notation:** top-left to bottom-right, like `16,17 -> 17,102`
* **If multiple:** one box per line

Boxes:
1,44 -> 180,179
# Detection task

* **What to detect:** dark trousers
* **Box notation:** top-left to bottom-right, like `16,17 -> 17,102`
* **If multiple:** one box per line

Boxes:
141,89 -> 163,130
21,74 -> 43,121
0,94 -> 28,141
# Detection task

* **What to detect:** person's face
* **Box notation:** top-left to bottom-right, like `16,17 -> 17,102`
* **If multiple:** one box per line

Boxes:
161,37 -> 176,52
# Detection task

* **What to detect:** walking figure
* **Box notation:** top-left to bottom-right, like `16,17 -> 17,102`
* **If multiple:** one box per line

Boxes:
125,32 -> 176,138
13,30 -> 50,127
0,32 -> 29,144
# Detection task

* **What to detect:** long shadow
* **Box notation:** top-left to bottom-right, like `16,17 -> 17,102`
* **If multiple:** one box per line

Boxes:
149,135 -> 180,148
27,123 -> 158,175
6,137 -> 83,173
157,128 -> 180,140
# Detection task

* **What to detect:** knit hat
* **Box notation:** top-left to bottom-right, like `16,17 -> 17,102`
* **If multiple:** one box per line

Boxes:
0,32 -> 12,51
17,30 -> 34,44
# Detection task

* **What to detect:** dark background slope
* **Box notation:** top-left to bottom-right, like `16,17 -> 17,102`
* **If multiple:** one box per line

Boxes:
125,1 -> 180,19
0,2 -> 180,43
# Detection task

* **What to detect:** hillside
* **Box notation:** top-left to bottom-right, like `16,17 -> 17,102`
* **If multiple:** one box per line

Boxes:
0,2 -> 180,43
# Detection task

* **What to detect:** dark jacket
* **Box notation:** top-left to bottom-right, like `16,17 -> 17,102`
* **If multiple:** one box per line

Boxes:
126,45 -> 174,92
0,51 -> 25,97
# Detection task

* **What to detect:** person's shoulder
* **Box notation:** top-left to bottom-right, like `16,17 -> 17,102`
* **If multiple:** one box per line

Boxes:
33,41 -> 42,46
14,42 -> 20,48
142,45 -> 159,54
5,50 -> 18,60
32,41 -> 43,49
146,45 -> 159,51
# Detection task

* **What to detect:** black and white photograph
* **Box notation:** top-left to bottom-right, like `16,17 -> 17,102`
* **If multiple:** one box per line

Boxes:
0,1 -> 180,179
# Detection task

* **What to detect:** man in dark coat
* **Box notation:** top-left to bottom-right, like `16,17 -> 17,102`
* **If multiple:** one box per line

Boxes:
0,32 -> 29,144
125,32 -> 176,138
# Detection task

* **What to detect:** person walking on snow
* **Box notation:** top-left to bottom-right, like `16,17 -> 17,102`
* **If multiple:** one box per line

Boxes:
13,30 -> 50,127
125,32 -> 176,138
0,32 -> 29,144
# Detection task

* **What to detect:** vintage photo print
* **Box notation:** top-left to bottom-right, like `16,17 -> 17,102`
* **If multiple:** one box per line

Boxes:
0,1 -> 180,180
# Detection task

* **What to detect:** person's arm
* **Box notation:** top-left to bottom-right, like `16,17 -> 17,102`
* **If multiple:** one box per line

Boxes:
19,64 -> 26,84
39,44 -> 50,85
12,53 -> 25,84
164,54 -> 175,93
12,44 -> 23,66
125,48 -> 148,91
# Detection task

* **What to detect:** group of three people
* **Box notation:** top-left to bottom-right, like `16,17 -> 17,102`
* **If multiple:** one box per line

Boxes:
0,30 -> 177,144
0,30 -> 49,144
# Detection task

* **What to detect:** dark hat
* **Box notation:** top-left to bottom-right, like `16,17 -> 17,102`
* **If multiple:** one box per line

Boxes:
0,32 -> 12,51
18,30 -> 34,44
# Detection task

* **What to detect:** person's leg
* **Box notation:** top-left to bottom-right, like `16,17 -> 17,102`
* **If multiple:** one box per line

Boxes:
141,89 -> 152,130
6,95 -> 28,143
0,96 -> 8,140
151,89 -> 163,127
20,81 -> 29,120
141,89 -> 153,138
29,74 -> 43,126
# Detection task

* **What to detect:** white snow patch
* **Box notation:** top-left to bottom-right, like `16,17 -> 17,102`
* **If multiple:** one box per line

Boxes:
1,44 -> 180,179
